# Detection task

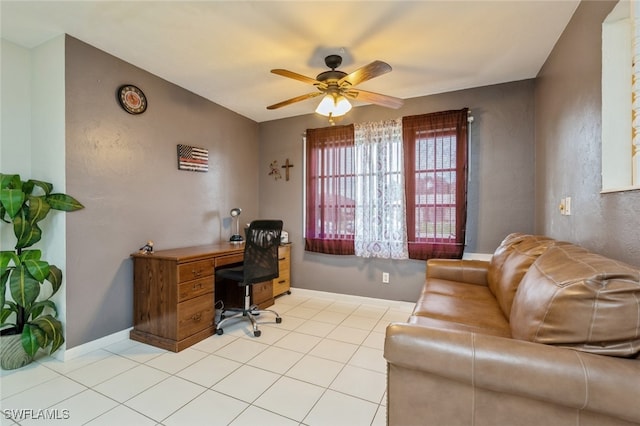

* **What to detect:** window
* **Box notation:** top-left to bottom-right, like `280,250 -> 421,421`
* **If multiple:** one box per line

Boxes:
602,0 -> 639,191
403,109 -> 469,259
305,108 -> 469,260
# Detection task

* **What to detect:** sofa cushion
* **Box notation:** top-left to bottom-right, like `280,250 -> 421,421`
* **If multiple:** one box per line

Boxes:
412,278 -> 511,337
510,244 -> 640,357
488,233 -> 557,318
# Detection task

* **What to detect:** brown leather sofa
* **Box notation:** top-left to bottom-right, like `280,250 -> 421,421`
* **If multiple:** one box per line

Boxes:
384,234 -> 640,426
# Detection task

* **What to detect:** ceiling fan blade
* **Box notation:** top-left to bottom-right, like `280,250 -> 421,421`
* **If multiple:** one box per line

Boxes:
344,88 -> 404,109
339,60 -> 392,87
271,69 -> 327,89
267,92 -> 323,110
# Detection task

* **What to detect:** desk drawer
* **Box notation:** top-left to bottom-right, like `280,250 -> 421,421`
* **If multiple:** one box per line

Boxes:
178,259 -> 214,283
178,278 -> 213,302
215,253 -> 244,268
177,294 -> 215,340
278,245 -> 290,261
273,270 -> 290,297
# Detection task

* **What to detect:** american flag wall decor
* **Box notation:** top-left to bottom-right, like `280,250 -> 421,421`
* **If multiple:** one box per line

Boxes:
177,144 -> 209,172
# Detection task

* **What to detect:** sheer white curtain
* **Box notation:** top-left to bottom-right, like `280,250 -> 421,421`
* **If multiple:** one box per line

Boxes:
354,119 -> 408,259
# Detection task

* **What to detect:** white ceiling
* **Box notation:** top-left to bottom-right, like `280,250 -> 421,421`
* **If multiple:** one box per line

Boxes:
1,0 -> 580,123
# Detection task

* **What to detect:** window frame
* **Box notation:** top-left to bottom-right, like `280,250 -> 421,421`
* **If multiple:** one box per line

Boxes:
601,0 -> 640,193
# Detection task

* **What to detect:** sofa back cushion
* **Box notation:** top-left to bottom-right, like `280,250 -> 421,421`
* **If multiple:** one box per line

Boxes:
488,233 -> 556,317
510,244 -> 640,357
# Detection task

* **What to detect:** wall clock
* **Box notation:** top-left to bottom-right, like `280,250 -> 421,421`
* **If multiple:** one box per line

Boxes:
117,84 -> 147,114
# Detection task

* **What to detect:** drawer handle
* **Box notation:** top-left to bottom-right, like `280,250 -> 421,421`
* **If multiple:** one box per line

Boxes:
278,280 -> 286,284
192,269 -> 203,277
191,312 -> 202,321
278,257 -> 286,261
193,282 -> 203,290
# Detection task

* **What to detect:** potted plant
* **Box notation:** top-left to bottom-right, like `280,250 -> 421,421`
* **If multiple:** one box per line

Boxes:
0,173 -> 84,369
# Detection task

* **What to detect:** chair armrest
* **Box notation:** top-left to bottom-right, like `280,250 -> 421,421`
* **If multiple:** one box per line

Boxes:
384,323 -> 640,423
426,259 -> 490,286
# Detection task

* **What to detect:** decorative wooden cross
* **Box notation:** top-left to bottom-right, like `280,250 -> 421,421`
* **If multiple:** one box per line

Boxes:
281,158 -> 294,181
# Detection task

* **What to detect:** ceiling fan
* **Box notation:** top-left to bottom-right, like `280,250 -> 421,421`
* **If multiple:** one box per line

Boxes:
267,54 -> 404,119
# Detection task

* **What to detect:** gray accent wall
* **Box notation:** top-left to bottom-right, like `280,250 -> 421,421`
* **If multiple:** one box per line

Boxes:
258,80 -> 536,302
64,36 -> 259,348
534,0 -> 640,267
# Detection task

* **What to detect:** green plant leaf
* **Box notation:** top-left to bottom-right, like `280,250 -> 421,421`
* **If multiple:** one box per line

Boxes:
0,174 -> 21,190
46,193 -> 84,212
21,180 -> 34,195
47,265 -> 62,295
0,188 -> 26,219
23,259 -> 49,283
1,300 -> 18,327
1,307 -> 13,324
30,315 -> 63,354
0,251 -> 19,268
29,299 -> 57,320
19,250 -> 41,262
13,215 -> 42,250
0,269 -> 9,312
28,180 -> 53,196
26,196 -> 51,223
21,323 -> 44,357
9,266 -> 39,309
12,212 -> 28,241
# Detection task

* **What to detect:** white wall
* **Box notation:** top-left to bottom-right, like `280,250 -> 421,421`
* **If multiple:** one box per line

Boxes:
1,40 -> 31,251
0,35 -> 68,356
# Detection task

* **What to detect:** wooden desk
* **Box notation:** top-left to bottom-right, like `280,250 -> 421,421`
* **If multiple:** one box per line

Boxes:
130,243 -> 246,352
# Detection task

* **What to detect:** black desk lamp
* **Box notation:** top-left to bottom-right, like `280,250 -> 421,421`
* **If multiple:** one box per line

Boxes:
229,208 -> 243,243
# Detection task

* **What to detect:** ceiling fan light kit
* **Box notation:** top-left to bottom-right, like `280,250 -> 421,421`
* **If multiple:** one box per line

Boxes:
315,94 -> 352,118
267,54 -> 403,121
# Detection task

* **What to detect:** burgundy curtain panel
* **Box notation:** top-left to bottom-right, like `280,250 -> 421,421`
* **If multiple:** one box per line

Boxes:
402,109 -> 469,260
305,125 -> 356,255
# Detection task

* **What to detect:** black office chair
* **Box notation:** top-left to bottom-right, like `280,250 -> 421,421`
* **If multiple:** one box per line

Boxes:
215,220 -> 283,337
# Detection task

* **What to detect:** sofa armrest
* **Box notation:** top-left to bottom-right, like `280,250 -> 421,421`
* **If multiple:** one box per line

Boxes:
426,259 -> 490,286
384,323 -> 640,424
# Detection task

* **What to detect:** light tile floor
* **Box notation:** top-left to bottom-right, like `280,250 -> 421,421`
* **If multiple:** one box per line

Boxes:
1,290 -> 414,426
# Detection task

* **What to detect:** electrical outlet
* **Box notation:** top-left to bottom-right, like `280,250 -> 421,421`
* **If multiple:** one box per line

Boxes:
382,272 -> 390,284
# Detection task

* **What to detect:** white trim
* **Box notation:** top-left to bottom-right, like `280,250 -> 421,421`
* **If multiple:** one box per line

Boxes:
55,328 -> 132,362
600,185 -> 640,194
602,1 -> 635,190
302,134 -> 307,241
462,252 -> 493,261
291,287 -> 412,308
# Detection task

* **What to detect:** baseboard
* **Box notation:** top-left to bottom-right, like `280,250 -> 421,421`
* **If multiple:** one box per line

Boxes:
291,287 -> 410,306
56,327 -> 133,362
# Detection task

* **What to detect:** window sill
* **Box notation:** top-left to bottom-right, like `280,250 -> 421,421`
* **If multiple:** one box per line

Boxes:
600,185 -> 640,194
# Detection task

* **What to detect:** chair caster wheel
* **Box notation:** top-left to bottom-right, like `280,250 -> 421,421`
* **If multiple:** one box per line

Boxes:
216,328 -> 224,335
287,290 -> 291,295
254,330 -> 261,337
276,317 -> 282,324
